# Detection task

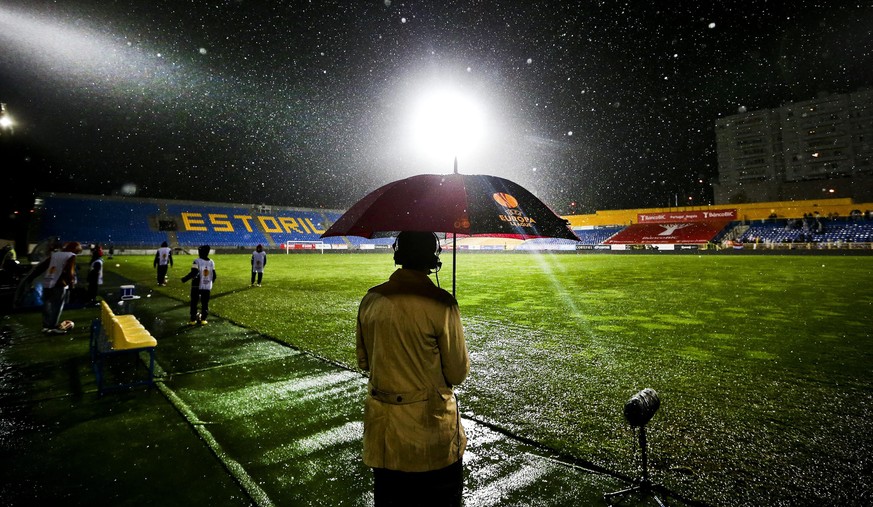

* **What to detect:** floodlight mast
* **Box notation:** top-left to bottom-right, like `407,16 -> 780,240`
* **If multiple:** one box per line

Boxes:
412,87 -> 483,298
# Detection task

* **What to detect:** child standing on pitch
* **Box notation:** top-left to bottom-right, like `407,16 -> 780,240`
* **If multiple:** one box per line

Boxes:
181,245 -> 216,325
154,241 -> 173,286
86,244 -> 103,307
251,244 -> 267,286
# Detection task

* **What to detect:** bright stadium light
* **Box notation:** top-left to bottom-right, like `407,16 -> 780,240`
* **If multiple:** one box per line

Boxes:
0,102 -> 12,132
410,88 -> 486,170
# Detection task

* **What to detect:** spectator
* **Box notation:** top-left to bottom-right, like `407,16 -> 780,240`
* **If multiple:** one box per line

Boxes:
86,244 -> 103,307
356,231 -> 469,507
181,245 -> 216,326
29,241 -> 82,334
1,244 -> 16,271
153,241 -> 173,286
0,244 -> 21,286
251,244 -> 267,287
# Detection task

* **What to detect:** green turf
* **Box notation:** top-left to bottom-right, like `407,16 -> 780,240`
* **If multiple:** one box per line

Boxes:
106,251 -> 873,506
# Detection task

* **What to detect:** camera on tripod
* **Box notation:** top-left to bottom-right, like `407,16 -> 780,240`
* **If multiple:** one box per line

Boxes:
623,387 -> 660,427
605,387 -> 665,506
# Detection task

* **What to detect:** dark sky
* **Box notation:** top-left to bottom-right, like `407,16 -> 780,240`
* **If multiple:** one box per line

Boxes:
1,0 -> 872,217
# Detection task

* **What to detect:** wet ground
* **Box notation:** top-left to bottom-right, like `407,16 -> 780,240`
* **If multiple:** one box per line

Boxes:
0,277 -> 677,506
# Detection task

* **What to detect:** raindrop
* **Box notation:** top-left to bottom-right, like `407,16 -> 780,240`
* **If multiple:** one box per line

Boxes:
198,47 -> 207,55
708,22 -> 716,29
526,58 -> 533,64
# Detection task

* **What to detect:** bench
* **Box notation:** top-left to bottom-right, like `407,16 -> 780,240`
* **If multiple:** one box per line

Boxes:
90,300 -> 157,395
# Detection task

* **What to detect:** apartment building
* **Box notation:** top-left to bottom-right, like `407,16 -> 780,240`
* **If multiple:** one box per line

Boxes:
714,88 -> 873,204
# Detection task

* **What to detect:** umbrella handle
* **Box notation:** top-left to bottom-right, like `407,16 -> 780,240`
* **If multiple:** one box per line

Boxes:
452,233 -> 457,298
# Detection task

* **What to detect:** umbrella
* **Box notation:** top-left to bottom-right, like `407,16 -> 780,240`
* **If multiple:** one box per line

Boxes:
321,171 -> 579,296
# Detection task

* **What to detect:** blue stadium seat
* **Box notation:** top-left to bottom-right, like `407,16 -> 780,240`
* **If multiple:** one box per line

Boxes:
37,195 -> 168,247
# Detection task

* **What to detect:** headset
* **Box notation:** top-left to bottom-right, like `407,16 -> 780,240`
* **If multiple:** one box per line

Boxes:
392,231 -> 442,272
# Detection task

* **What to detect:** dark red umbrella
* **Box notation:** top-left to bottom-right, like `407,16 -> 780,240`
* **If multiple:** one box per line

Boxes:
321,173 -> 578,240
321,172 -> 578,295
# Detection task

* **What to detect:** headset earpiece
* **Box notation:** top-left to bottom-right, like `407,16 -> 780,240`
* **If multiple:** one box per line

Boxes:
393,231 -> 441,271
432,232 -> 442,272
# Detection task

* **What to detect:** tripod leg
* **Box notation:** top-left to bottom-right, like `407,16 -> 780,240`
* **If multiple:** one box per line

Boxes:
604,424 -> 666,505
604,484 -> 641,499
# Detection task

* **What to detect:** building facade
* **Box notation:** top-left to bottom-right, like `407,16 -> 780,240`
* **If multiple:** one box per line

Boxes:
714,89 -> 873,204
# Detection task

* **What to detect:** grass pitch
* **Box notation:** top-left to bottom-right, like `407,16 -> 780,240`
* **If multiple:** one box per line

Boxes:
106,251 -> 873,506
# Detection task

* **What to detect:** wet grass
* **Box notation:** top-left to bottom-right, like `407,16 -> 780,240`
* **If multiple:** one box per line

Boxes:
106,251 -> 873,506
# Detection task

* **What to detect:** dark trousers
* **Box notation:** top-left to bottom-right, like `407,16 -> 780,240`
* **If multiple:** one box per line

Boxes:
86,282 -> 99,304
373,459 -> 463,507
42,285 -> 69,329
251,271 -> 263,284
157,264 -> 169,284
189,288 -> 211,321
87,272 -> 99,303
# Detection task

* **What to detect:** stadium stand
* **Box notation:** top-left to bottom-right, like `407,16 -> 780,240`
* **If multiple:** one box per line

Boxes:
29,193 -> 873,253
605,221 -> 732,245
737,217 -> 873,246
33,193 -> 344,251
572,227 -> 623,245
35,194 -> 168,248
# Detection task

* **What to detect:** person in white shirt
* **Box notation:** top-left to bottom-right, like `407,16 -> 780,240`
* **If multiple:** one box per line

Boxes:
250,244 -> 267,286
32,241 -> 81,334
181,245 -> 216,325
153,241 -> 173,286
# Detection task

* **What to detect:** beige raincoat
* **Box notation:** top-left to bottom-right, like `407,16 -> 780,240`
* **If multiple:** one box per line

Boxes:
356,269 -> 469,472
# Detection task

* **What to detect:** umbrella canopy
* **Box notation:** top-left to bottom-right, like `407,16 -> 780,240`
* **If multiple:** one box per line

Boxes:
321,173 -> 579,241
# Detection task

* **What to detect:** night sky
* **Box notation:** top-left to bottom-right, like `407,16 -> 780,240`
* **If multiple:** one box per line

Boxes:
1,0 -> 872,220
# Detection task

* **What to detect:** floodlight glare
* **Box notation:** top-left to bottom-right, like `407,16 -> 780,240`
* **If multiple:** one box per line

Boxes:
0,102 -> 12,130
411,88 -> 485,164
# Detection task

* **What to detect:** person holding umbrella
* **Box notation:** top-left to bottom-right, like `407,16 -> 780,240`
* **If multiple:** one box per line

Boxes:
356,231 -> 469,507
